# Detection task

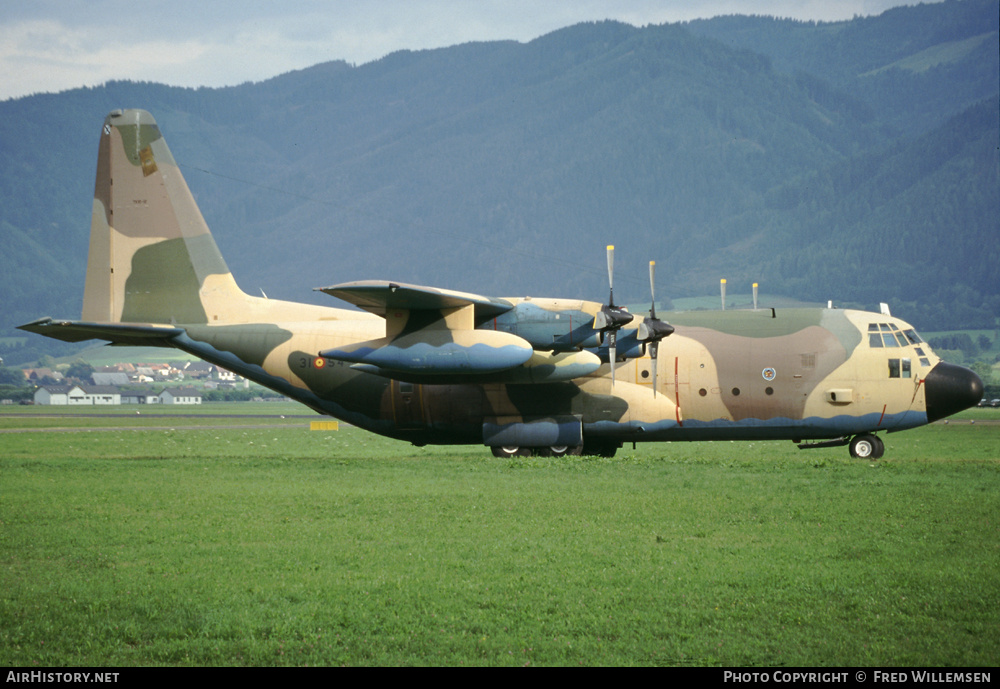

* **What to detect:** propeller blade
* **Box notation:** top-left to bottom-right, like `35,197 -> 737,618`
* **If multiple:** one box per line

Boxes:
649,261 -> 657,320
641,259 -> 675,397
649,263 -> 658,397
649,341 -> 658,398
637,259 -> 673,343
606,245 -> 615,306
609,329 -> 617,387
595,245 -> 633,387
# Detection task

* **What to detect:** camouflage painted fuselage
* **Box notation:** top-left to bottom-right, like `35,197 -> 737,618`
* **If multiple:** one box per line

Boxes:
167,302 -> 948,446
20,110 -> 983,457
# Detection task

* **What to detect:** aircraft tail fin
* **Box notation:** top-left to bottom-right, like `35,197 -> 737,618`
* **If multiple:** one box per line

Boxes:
82,109 -> 248,325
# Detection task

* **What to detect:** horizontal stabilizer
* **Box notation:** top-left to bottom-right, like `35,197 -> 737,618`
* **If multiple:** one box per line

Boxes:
320,329 -> 533,375
18,318 -> 184,346
317,280 -> 514,321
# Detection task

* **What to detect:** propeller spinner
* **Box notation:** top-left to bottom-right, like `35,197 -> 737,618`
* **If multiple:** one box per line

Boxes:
593,245 -> 634,386
636,261 -> 674,396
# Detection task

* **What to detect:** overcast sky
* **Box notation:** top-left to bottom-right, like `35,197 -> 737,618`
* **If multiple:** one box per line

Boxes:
2,1 -> 929,101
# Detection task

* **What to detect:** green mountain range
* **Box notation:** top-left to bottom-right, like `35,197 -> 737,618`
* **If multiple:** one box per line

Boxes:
1,0 -> 997,365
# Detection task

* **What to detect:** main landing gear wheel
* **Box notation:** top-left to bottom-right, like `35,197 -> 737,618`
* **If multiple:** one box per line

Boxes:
490,446 -> 584,458
849,434 -> 885,459
546,445 -> 583,457
491,446 -> 530,458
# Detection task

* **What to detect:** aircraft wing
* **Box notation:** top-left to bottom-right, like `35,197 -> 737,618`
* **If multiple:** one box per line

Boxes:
316,281 -> 514,321
315,281 -> 600,383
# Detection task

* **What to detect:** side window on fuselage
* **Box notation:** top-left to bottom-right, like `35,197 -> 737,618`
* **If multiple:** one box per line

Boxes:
887,358 -> 912,379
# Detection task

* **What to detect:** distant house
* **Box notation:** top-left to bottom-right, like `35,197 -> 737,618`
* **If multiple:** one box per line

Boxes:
214,366 -> 237,382
75,385 -> 121,405
25,368 -> 64,384
121,391 -> 160,405
105,363 -> 136,374
182,361 -> 214,379
34,385 -> 72,405
92,372 -> 130,386
158,387 -> 202,405
182,361 -> 237,382
35,385 -> 121,405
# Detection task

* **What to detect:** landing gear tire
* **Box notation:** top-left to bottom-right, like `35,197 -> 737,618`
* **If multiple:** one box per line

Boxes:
547,445 -> 583,457
490,445 -> 584,458
849,434 -> 884,459
491,446 -> 530,458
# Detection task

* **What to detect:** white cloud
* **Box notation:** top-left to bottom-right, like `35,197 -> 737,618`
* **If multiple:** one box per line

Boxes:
0,20 -> 211,98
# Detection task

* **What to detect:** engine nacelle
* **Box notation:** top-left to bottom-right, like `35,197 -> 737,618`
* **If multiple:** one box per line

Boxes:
595,330 -> 645,362
490,300 -> 601,351
320,329 -> 533,374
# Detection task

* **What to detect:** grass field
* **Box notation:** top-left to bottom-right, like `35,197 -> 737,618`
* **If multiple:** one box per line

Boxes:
1,404 -> 998,666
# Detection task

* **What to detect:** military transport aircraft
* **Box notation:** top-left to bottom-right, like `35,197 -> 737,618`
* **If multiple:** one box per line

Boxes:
20,109 -> 984,459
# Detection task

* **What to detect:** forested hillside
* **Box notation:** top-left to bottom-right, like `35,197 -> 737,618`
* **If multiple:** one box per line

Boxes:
1,0 -> 996,365
687,0 -> 998,136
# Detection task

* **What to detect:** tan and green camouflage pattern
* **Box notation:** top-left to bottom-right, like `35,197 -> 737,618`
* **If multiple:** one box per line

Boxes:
20,110 -> 984,458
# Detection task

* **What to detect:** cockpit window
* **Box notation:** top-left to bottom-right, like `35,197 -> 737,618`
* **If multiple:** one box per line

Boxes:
868,323 -> 924,349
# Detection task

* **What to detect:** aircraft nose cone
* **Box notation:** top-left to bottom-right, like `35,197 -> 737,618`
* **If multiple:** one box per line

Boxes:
924,361 -> 984,423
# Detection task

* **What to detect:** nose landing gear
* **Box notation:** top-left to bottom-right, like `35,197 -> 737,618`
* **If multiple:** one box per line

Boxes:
849,433 -> 885,459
